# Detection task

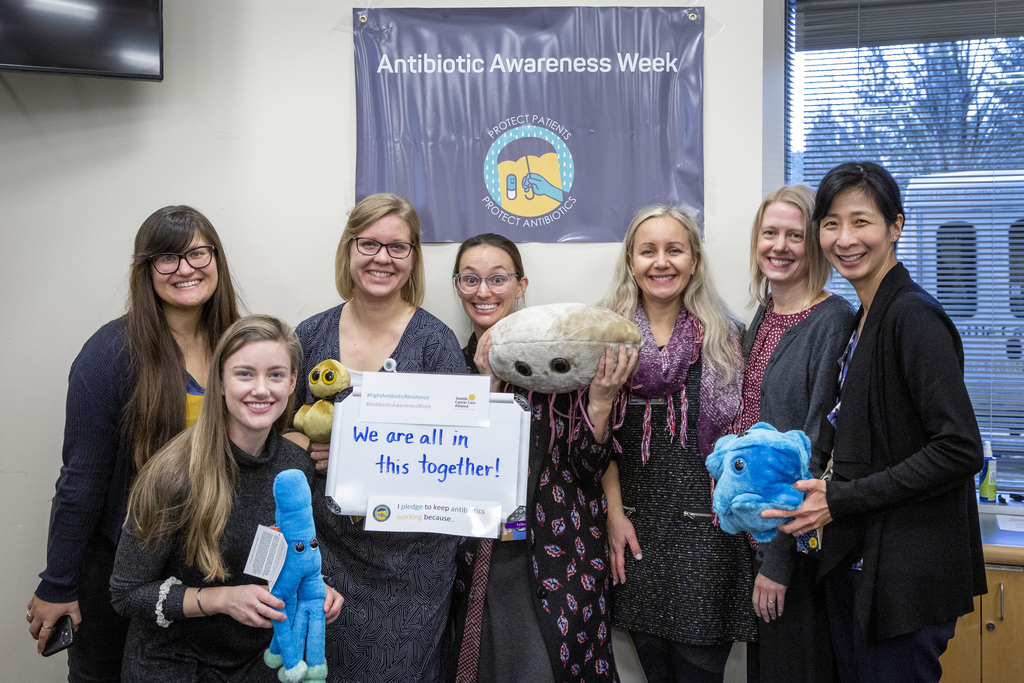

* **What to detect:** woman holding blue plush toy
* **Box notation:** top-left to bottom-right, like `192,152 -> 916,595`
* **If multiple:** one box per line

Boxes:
764,162 -> 986,682
738,184 -> 854,682
111,315 -> 343,682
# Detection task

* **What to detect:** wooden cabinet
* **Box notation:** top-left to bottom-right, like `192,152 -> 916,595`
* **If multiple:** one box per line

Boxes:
979,562 -> 1024,681
940,595 -> 981,682
941,549 -> 1024,682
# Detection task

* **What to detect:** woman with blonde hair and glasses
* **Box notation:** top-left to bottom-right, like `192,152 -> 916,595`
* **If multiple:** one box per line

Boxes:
294,193 -> 465,682
601,205 -> 754,682
27,206 -> 240,682
739,185 -> 854,682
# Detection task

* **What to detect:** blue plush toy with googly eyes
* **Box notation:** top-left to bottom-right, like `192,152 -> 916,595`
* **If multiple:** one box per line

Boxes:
705,423 -> 812,542
263,470 -> 327,682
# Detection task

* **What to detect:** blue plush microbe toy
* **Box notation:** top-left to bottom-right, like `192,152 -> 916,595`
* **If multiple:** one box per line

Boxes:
704,422 -> 812,542
263,469 -> 328,682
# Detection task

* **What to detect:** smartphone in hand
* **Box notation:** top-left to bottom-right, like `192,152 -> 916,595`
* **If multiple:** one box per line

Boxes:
42,614 -> 74,657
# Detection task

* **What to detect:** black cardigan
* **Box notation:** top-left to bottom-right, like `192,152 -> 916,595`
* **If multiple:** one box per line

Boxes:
821,262 -> 987,641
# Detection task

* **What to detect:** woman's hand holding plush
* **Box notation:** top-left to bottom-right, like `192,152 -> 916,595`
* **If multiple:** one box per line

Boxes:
587,343 -> 637,442
761,478 -> 831,536
204,584 -> 286,628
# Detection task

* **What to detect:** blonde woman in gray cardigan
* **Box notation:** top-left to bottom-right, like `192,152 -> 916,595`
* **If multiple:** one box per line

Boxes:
738,185 -> 854,682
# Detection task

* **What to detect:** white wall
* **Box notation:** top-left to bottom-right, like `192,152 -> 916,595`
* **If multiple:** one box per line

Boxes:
0,1 -> 770,679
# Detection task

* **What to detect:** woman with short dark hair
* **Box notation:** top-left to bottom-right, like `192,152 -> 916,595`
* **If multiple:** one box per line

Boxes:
765,162 -> 987,682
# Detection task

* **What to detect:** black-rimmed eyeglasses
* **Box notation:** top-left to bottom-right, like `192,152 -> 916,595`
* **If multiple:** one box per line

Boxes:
454,273 -> 520,295
150,245 -> 216,274
352,237 -> 413,259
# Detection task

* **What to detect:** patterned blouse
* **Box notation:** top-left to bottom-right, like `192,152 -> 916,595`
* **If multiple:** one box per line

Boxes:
739,299 -> 817,432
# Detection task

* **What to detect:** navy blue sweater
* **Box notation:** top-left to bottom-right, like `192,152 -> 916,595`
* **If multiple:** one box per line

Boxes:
38,319 -> 134,602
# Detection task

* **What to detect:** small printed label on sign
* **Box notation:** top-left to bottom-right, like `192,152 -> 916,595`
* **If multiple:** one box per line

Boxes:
360,372 -> 491,427
363,495 -> 501,538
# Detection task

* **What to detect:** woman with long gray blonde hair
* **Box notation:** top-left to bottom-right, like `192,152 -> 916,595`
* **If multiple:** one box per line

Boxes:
111,315 -> 342,682
600,205 -> 754,682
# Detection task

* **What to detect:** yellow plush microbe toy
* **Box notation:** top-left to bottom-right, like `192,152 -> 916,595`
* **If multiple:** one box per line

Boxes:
293,359 -> 350,444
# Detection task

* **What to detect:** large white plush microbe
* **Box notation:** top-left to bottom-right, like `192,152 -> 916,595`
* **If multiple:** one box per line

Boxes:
488,303 -> 641,394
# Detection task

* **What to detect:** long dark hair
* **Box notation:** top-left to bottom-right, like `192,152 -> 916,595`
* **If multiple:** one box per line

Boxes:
125,205 -> 240,473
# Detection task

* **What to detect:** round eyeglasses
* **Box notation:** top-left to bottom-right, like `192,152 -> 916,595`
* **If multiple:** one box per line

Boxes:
352,237 -> 413,259
454,273 -> 520,295
150,245 -> 216,274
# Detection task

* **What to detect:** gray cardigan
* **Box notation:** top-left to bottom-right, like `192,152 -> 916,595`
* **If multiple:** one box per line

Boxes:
742,293 -> 855,583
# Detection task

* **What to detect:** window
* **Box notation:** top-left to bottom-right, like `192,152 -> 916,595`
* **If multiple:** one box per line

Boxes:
1010,220 -> 1024,318
936,222 -> 978,318
786,0 -> 1024,494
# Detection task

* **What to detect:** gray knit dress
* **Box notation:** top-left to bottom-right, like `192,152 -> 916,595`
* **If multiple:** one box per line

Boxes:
611,354 -> 756,672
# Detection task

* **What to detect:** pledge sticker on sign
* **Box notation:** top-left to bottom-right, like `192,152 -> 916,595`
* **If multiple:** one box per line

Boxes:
364,495 -> 501,538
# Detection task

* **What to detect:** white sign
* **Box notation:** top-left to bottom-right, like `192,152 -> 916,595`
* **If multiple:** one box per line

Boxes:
996,515 -> 1024,533
360,372 -> 491,427
325,388 -> 530,536
243,525 -> 287,590
364,496 -> 502,538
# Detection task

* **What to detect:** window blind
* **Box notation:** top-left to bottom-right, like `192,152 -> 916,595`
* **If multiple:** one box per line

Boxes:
785,0 -> 1024,495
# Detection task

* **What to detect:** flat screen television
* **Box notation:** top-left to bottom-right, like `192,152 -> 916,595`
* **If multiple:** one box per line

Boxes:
0,0 -> 162,80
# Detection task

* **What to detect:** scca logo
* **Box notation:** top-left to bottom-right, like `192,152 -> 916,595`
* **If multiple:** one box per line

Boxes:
372,505 -> 391,522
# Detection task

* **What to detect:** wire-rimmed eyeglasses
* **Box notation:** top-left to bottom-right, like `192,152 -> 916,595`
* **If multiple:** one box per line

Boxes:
352,237 -> 413,259
453,273 -> 520,295
150,245 -> 216,274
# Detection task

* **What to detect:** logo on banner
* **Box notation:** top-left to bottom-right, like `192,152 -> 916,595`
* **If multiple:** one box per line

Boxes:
483,120 -> 578,229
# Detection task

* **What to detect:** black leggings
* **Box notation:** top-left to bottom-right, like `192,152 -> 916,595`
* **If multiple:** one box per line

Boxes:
630,631 -> 732,683
66,534 -> 130,683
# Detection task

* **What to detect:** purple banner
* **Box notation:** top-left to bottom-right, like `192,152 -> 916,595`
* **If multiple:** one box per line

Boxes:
354,7 -> 704,242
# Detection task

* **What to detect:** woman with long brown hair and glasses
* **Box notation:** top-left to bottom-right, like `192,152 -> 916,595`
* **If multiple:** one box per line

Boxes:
27,206 -> 241,681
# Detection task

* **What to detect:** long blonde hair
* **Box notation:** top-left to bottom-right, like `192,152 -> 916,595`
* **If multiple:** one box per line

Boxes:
747,185 -> 831,307
125,315 -> 301,581
600,205 -> 742,381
